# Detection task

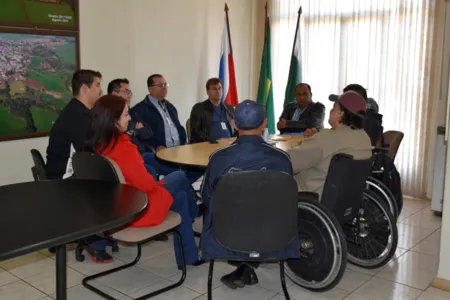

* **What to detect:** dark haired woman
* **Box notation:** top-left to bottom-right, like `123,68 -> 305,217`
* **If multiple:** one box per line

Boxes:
85,95 -> 202,268
287,91 -> 373,198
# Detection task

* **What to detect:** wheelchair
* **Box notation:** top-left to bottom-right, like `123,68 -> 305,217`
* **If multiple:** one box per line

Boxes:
368,148 -> 403,218
285,153 -> 398,291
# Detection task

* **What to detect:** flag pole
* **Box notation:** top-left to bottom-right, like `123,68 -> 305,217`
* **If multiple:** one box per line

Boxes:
224,3 -> 234,54
263,2 -> 268,46
290,6 -> 302,57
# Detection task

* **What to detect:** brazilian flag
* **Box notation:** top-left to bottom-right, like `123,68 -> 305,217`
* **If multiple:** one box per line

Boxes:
256,16 -> 275,134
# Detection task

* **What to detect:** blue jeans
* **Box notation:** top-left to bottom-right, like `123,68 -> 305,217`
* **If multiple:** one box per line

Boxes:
85,236 -> 109,251
142,152 -> 203,184
162,171 -> 199,265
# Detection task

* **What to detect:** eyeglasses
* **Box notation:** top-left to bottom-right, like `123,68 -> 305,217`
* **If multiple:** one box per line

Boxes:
119,89 -> 133,96
150,83 -> 169,88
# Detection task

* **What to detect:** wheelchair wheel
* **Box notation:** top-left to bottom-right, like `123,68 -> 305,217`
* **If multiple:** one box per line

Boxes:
366,177 -> 398,219
345,189 -> 398,269
285,198 -> 347,292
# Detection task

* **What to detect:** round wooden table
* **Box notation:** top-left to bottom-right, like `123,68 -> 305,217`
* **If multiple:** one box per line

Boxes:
156,135 -> 303,170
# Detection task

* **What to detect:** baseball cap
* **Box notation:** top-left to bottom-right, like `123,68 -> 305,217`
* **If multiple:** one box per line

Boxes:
234,99 -> 265,130
329,91 -> 366,115
329,94 -> 379,113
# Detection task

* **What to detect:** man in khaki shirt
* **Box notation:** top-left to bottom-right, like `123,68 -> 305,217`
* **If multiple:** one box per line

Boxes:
288,91 -> 373,198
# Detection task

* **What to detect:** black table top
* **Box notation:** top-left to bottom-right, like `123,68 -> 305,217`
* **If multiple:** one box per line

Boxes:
0,180 -> 148,261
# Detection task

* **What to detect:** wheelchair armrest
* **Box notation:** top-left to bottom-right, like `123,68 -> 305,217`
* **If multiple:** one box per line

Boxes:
298,191 -> 320,202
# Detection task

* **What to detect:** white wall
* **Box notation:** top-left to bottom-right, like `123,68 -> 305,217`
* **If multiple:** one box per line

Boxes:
0,0 -> 260,186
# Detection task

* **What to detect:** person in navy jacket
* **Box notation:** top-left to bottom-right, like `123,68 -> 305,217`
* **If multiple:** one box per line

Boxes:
131,74 -> 202,183
108,78 -> 157,179
200,100 -> 299,290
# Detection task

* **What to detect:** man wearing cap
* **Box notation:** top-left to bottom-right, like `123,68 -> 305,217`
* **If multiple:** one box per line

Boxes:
200,100 -> 298,290
288,92 -> 373,198
328,84 -> 383,147
277,83 -> 325,135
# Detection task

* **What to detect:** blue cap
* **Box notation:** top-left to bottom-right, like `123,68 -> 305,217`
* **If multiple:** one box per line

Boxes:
234,100 -> 265,130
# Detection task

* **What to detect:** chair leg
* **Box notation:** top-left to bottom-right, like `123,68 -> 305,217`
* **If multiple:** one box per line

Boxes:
82,229 -> 186,300
279,261 -> 291,300
134,230 -> 187,300
208,260 -> 214,300
82,243 -> 143,299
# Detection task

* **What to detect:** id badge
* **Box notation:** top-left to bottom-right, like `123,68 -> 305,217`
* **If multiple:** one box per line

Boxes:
167,117 -> 173,125
221,122 -> 227,130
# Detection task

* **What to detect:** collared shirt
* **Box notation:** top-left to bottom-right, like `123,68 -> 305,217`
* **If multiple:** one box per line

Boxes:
291,105 -> 307,121
148,95 -> 180,147
287,105 -> 308,136
210,104 -> 231,140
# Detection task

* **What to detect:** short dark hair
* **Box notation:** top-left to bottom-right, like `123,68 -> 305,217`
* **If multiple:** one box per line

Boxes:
71,69 -> 102,96
147,74 -> 163,87
295,83 -> 312,94
206,78 -> 222,90
107,78 -> 129,94
339,103 -> 365,129
343,84 -> 367,101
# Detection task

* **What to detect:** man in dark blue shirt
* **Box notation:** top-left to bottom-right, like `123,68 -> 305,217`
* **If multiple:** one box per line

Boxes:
200,100 -> 297,290
189,78 -> 235,143
108,78 -> 157,179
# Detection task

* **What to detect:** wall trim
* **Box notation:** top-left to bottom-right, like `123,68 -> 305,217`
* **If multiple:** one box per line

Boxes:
432,277 -> 450,292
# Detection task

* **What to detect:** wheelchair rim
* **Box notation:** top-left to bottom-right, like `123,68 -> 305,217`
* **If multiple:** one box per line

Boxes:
346,191 -> 395,267
366,179 -> 397,218
285,202 -> 344,290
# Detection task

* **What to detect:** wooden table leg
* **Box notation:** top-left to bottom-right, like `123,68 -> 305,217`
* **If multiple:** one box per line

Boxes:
55,244 -> 67,300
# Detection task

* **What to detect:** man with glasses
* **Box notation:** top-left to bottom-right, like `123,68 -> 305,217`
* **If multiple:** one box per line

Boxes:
107,78 -> 155,156
132,74 -> 202,184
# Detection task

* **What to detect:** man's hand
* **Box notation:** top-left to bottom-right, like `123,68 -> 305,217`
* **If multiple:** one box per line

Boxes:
304,128 -> 318,138
156,146 -> 166,152
277,118 -> 287,129
135,122 -> 144,129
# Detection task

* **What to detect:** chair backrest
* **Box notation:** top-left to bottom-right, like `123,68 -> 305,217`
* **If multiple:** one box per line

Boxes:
30,149 -> 47,181
321,153 -> 373,224
383,130 -> 404,161
186,118 -> 191,144
71,152 -> 125,184
212,170 -> 298,254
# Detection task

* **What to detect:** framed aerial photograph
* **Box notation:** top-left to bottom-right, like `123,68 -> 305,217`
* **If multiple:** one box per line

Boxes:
0,0 -> 79,31
0,28 -> 79,141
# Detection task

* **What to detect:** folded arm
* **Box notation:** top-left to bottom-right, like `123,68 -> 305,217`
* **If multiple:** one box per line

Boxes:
285,104 -> 326,132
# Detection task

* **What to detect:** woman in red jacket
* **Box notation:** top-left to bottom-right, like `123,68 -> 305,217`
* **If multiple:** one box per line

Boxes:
84,95 -> 203,268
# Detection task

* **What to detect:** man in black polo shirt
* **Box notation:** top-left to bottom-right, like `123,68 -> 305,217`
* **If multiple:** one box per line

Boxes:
45,69 -> 112,263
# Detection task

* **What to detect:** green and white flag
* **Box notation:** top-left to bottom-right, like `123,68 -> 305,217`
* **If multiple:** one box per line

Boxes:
284,7 -> 303,105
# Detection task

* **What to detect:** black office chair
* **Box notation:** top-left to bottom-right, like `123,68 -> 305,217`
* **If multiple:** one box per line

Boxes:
30,149 -> 57,254
72,152 -> 186,299
30,149 -> 47,181
206,171 -> 299,300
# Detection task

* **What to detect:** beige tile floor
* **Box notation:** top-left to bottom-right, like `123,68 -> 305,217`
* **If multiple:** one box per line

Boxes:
0,197 -> 446,300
